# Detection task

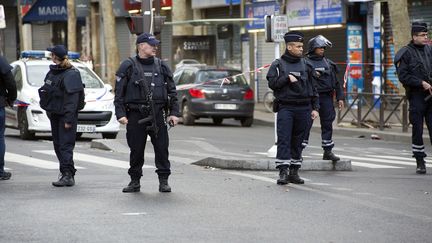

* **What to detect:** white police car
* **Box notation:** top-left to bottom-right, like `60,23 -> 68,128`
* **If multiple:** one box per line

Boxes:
5,51 -> 119,140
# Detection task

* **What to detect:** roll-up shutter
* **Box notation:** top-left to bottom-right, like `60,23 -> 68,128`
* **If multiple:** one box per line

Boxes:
408,0 -> 432,33
115,18 -> 132,62
32,24 -> 52,50
161,12 -> 173,68
257,32 -> 278,102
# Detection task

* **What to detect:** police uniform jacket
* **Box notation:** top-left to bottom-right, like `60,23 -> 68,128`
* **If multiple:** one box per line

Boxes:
395,42 -> 432,97
0,56 -> 17,108
42,65 -> 83,124
306,54 -> 344,101
114,56 -> 179,119
266,51 -> 319,110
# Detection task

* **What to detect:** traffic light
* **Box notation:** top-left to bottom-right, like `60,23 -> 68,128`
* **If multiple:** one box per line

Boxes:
126,15 -> 166,35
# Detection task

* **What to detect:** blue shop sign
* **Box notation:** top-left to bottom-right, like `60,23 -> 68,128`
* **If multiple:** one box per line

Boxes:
244,1 -> 280,30
23,0 -> 88,23
314,0 -> 343,25
225,0 -> 241,4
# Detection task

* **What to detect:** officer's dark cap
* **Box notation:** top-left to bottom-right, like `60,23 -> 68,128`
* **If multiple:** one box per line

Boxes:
136,32 -> 160,46
411,22 -> 428,35
47,45 -> 68,60
284,31 -> 304,43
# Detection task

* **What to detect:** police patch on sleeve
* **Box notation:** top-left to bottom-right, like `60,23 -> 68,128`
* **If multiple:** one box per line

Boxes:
116,75 -> 122,82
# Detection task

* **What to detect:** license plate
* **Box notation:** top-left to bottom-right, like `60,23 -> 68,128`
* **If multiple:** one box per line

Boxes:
214,104 -> 237,110
77,125 -> 96,133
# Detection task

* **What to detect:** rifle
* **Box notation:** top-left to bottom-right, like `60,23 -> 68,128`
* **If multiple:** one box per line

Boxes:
137,81 -> 161,137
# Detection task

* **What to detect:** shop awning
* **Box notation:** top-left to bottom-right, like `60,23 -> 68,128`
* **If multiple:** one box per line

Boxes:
22,0 -> 89,24
165,18 -> 258,26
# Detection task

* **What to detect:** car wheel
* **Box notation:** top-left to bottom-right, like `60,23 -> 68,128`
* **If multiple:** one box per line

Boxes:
212,117 -> 223,125
102,133 -> 118,139
18,108 -> 36,140
240,117 -> 253,127
182,102 -> 195,125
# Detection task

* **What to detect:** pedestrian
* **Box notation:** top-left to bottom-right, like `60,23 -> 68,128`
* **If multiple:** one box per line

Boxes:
266,31 -> 319,185
394,22 -> 432,174
39,45 -> 84,186
0,55 -> 17,180
114,33 -> 179,193
302,35 -> 344,161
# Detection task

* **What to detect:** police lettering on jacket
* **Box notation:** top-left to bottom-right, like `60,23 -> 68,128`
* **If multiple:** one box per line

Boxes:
307,56 -> 344,101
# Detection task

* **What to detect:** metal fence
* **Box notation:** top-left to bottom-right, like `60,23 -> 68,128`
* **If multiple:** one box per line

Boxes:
337,93 -> 409,132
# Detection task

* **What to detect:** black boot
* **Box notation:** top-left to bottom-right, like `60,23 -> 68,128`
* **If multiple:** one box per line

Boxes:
416,158 -> 427,174
158,177 -> 171,193
122,179 -> 141,193
276,165 -> 289,185
52,172 -> 75,187
288,165 -> 304,184
323,150 -> 340,162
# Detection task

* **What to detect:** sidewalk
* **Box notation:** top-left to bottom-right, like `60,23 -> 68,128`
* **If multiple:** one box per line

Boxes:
253,102 -> 417,144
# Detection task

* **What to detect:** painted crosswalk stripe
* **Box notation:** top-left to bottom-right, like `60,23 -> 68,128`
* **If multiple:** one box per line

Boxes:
34,150 -> 154,169
5,152 -> 85,170
310,153 -> 405,168
366,155 -> 432,167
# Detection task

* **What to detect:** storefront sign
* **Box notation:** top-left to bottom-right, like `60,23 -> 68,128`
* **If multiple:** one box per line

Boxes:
314,0 -> 343,25
346,24 -> 364,105
287,0 -> 314,27
245,1 -> 280,30
22,0 -> 89,23
172,36 -> 216,66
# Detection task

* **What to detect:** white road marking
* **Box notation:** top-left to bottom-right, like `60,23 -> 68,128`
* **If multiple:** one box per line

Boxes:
310,153 -> 404,168
351,162 -> 402,169
5,152 -> 85,170
34,150 -> 154,169
4,167 -> 11,170
121,212 -> 147,216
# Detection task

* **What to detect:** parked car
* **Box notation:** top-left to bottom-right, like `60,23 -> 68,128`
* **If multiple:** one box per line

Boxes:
173,65 -> 254,126
5,51 -> 119,140
175,59 -> 200,70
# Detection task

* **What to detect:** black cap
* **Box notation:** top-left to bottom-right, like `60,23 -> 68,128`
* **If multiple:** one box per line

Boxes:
136,32 -> 160,45
412,22 -> 428,35
283,31 -> 304,43
47,45 -> 68,59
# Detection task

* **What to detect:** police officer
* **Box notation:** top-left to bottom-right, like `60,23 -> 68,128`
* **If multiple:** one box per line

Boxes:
303,35 -> 344,161
0,55 -> 17,180
395,22 -> 432,174
266,31 -> 319,185
114,33 -> 179,193
40,45 -> 84,186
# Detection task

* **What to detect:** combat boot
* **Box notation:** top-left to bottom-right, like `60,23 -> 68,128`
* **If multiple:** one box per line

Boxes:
52,172 -> 75,187
158,177 -> 171,192
122,179 -> 141,193
288,165 -> 304,184
416,158 -> 427,174
323,150 -> 340,162
276,165 -> 289,185
0,171 -> 11,180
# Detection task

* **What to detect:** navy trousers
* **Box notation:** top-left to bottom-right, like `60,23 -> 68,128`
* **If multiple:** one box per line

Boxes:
275,104 -> 311,168
50,113 -> 78,175
303,92 -> 336,151
409,94 -> 432,159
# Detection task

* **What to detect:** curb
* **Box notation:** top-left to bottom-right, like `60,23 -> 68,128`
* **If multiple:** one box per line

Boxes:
193,157 -> 352,171
91,139 -> 129,153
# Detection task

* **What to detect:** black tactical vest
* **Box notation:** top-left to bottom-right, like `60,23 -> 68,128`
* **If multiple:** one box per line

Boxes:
275,58 -> 312,102
307,57 -> 335,93
39,70 -> 66,114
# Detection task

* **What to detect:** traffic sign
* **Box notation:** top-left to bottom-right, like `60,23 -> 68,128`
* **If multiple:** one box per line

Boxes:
271,15 -> 287,42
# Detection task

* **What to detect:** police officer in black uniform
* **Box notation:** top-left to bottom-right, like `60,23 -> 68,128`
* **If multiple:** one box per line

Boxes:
395,22 -> 432,174
266,31 -> 319,185
303,35 -> 344,161
0,55 -> 17,180
40,45 -> 84,186
114,33 -> 179,193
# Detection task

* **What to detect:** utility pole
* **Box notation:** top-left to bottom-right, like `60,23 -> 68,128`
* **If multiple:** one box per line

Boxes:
100,0 -> 120,86
67,0 -> 77,51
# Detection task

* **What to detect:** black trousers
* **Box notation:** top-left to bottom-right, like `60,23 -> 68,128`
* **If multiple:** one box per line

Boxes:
50,113 -> 77,175
409,94 -> 432,159
126,109 -> 171,180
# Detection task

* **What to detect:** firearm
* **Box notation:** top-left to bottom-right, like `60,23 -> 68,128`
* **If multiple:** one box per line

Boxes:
135,81 -> 160,137
423,71 -> 432,102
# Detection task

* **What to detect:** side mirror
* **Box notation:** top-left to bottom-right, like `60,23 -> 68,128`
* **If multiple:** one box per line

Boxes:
105,83 -> 113,92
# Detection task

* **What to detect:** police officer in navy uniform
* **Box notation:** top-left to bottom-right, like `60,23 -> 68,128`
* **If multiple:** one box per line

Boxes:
303,35 -> 344,161
114,33 -> 179,193
266,31 -> 319,185
0,55 -> 17,180
395,22 -> 432,174
41,45 -> 84,186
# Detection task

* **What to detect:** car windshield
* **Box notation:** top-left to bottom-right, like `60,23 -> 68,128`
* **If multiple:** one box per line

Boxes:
196,70 -> 247,86
26,64 -> 104,88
